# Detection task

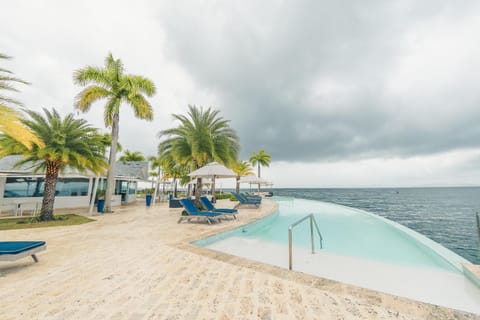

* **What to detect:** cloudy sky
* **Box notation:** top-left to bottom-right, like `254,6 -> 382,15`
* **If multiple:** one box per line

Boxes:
2,0 -> 480,187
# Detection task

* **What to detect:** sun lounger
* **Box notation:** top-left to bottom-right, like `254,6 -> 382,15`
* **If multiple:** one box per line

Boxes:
241,193 -> 262,202
234,192 -> 261,204
0,241 -> 46,263
199,196 -> 237,219
231,192 -> 261,209
178,199 -> 222,224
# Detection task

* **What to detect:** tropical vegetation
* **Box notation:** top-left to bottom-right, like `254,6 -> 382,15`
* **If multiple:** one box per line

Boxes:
73,53 -> 156,213
232,160 -> 254,194
158,105 -> 239,204
0,108 -> 108,220
0,53 -> 40,148
0,53 -> 29,109
148,154 -> 166,201
119,150 -> 145,161
249,149 -> 271,178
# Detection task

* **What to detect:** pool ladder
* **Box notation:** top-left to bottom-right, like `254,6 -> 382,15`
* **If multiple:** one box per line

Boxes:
288,213 -> 323,270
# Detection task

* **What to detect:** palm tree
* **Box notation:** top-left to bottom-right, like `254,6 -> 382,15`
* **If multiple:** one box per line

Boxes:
249,149 -> 271,178
250,149 -> 271,193
119,150 -> 145,162
0,53 -> 39,148
0,108 -> 108,220
231,160 -> 254,194
159,105 -> 239,204
148,154 -> 164,203
0,53 -> 29,109
161,157 -> 189,198
73,53 -> 156,213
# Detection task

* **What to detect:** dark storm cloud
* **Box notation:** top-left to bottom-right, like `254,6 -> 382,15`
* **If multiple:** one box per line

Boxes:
157,0 -> 480,161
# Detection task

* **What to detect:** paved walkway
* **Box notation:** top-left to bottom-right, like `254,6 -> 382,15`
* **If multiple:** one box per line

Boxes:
0,200 -> 478,319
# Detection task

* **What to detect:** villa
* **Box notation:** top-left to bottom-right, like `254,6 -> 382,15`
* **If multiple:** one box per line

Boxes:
0,155 -> 148,214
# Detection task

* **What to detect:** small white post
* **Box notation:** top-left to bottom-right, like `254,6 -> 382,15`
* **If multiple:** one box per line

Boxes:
152,168 -> 161,206
89,176 -> 99,215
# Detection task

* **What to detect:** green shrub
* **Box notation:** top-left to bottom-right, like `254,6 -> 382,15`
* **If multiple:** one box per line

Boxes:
215,193 -> 236,201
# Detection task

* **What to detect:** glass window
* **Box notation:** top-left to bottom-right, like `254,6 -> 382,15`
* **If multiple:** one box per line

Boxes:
4,177 -> 89,198
4,177 -> 43,197
55,178 -> 90,196
128,181 -> 137,194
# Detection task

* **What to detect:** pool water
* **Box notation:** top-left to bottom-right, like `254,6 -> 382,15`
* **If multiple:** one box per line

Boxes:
195,198 -> 480,314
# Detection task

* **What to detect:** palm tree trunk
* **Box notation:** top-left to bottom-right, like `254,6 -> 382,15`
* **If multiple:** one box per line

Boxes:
40,161 -> 59,221
173,177 -> 178,198
236,177 -> 240,194
194,177 -> 202,206
187,164 -> 193,197
104,112 -> 119,213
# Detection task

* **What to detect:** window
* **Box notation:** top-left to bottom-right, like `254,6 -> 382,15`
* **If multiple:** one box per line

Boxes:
4,177 -> 90,198
128,181 -> 137,194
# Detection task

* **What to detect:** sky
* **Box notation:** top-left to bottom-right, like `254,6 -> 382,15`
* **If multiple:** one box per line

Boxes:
2,0 -> 480,188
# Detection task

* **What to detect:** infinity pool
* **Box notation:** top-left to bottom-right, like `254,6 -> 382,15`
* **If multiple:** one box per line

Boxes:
195,198 -> 480,314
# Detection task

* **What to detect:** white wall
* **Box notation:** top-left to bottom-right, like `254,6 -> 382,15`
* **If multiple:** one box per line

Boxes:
0,176 -> 5,199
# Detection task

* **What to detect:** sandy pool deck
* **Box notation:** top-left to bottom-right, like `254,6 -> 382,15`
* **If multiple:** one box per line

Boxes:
0,199 -> 478,320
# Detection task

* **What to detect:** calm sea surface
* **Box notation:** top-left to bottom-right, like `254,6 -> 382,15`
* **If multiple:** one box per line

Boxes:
272,187 -> 480,264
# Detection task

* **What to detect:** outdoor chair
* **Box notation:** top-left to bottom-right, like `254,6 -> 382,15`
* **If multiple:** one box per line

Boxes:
231,192 -> 261,209
199,196 -> 237,219
178,199 -> 222,224
0,241 -> 46,263
236,192 -> 261,204
242,193 -> 262,201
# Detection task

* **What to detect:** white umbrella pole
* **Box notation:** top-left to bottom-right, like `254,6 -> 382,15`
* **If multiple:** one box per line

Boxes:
212,175 -> 216,203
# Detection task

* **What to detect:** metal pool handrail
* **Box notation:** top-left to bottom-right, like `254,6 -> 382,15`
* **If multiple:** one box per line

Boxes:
288,213 -> 323,270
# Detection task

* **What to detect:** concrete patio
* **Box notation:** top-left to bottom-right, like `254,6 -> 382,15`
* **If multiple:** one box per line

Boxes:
0,199 -> 478,319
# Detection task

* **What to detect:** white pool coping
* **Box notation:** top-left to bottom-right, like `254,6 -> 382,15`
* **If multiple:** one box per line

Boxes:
207,237 -> 480,314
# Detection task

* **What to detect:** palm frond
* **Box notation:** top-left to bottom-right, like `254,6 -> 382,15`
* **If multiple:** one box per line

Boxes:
74,86 -> 110,112
126,93 -> 153,121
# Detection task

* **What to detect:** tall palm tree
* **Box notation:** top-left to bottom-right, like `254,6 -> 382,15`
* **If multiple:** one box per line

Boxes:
159,105 -> 239,204
73,53 -> 156,213
119,150 -> 145,162
0,108 -> 108,220
249,149 -> 271,178
232,160 -> 254,194
0,53 -> 39,148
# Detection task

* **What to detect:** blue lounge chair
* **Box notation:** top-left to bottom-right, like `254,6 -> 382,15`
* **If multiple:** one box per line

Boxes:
0,241 -> 46,263
234,192 -> 261,204
178,198 -> 222,224
200,196 -> 237,219
241,193 -> 262,202
231,192 -> 261,209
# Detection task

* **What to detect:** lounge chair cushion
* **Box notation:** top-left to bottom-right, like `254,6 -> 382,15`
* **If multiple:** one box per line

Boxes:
200,196 -> 238,214
0,241 -> 46,255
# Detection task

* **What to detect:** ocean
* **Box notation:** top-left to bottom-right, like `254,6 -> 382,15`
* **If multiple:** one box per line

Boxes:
272,187 -> 480,264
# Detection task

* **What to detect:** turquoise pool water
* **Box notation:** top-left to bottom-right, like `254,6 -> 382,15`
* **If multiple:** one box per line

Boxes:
196,197 -> 467,273
195,198 -> 480,313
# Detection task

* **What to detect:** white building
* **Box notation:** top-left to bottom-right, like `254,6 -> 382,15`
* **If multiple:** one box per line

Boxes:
0,155 -> 149,214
